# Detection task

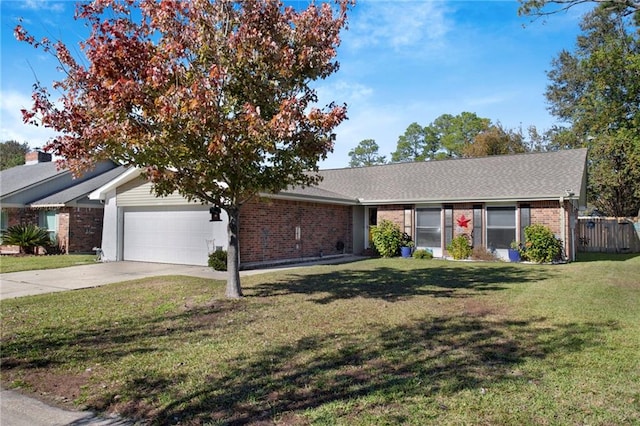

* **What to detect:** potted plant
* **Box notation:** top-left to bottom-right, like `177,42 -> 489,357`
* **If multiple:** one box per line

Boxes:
508,241 -> 521,262
400,233 -> 414,258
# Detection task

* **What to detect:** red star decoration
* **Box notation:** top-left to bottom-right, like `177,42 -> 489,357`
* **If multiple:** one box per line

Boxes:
456,214 -> 471,228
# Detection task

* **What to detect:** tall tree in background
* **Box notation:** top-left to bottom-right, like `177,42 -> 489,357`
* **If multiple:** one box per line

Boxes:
463,124 -> 528,158
427,112 -> 491,158
390,122 -> 428,162
16,0 -> 351,298
545,5 -> 640,216
348,139 -> 386,167
0,140 -> 30,170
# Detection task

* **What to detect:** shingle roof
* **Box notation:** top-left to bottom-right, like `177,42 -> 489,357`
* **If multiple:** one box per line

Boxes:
0,161 -> 63,198
31,166 -> 129,207
283,149 -> 588,204
0,160 -> 122,207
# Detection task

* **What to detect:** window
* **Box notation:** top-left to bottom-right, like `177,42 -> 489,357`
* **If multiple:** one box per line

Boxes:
444,205 -> 453,247
0,210 -> 7,244
415,208 -> 441,247
486,207 -> 515,249
520,204 -> 531,242
473,205 -> 483,248
403,206 -> 412,237
39,210 -> 57,243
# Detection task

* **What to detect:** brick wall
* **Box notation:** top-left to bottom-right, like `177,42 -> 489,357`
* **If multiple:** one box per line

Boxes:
67,208 -> 104,253
530,201 -> 562,235
377,205 -> 405,226
451,203 -> 474,239
57,211 -> 70,253
7,208 -> 38,227
3,207 -> 104,254
239,197 -> 352,263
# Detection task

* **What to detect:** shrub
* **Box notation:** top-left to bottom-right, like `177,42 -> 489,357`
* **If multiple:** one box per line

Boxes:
522,224 -> 563,263
1,224 -> 51,254
401,233 -> 414,247
370,219 -> 403,257
412,249 -> 433,259
446,235 -> 472,260
208,250 -> 227,271
471,245 -> 499,261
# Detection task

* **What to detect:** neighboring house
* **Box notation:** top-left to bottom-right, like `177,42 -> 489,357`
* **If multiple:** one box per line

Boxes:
0,151 -> 127,253
90,149 -> 588,266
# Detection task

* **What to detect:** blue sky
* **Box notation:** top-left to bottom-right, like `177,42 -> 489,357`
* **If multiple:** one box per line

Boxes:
0,0 -> 591,169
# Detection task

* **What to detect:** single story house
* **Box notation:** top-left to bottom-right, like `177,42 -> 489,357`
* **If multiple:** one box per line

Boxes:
90,148 -> 587,266
0,151 -> 127,253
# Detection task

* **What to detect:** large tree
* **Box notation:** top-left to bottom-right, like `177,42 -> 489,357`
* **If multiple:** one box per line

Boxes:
462,124 -> 528,158
348,139 -> 386,167
16,0 -> 351,298
545,5 -> 640,216
427,112 -> 491,158
0,140 -> 30,170
390,122 -> 428,163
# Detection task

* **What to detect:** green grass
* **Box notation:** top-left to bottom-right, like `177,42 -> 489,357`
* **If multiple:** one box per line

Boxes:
1,256 -> 639,425
0,254 -> 96,273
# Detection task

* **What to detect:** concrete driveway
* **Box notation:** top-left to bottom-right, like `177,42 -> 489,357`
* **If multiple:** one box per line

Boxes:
0,261 -> 227,300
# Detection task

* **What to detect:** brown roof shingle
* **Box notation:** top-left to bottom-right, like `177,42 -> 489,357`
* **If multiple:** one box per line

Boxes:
283,149 -> 588,205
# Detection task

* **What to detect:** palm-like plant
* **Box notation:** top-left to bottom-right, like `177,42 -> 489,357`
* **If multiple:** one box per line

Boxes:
1,224 -> 52,254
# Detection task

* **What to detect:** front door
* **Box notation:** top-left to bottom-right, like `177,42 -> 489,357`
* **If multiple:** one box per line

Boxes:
365,207 -> 377,249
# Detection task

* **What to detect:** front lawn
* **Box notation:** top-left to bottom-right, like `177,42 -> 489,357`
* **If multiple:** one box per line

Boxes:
1,256 -> 639,425
0,254 -> 96,273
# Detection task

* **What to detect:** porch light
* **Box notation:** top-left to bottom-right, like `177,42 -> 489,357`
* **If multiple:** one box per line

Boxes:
209,206 -> 222,222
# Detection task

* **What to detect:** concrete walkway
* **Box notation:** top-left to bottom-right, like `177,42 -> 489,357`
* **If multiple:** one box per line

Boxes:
0,256 -> 363,425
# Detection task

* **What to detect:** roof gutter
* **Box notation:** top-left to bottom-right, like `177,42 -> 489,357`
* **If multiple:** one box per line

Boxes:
29,204 -> 66,209
89,167 -> 141,200
357,194 -> 580,205
261,192 -> 358,206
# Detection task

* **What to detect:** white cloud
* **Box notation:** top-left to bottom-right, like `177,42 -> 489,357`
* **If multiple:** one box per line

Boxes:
345,0 -> 451,53
20,0 -> 65,13
0,89 -> 58,148
315,80 -> 374,107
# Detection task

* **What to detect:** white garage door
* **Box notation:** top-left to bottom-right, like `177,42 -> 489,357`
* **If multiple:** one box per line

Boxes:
123,206 -> 225,266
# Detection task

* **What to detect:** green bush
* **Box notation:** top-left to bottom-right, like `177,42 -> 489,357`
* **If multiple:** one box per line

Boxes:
370,219 -> 403,257
412,249 -> 433,259
522,224 -> 563,263
1,224 -> 52,254
208,250 -> 227,271
446,235 -> 472,260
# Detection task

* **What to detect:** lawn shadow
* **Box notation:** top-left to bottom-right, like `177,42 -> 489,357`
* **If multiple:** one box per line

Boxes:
134,315 -> 615,424
1,277 -> 617,425
575,252 -> 640,262
251,263 -> 558,303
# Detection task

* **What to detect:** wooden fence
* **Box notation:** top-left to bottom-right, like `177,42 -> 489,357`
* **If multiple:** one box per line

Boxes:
577,217 -> 640,253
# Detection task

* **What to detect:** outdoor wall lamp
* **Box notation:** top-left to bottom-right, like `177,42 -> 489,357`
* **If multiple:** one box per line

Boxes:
209,206 -> 222,222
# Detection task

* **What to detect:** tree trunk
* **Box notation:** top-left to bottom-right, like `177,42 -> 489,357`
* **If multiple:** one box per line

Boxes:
226,206 -> 243,298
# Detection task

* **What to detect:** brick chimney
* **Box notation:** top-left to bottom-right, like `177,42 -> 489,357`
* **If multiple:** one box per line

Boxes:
25,150 -> 52,165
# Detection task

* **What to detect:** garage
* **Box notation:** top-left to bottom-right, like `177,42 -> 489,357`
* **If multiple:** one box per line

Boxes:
123,206 -> 227,266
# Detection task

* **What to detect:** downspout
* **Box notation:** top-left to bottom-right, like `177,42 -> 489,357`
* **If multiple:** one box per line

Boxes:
560,196 -> 566,260
571,218 -> 576,262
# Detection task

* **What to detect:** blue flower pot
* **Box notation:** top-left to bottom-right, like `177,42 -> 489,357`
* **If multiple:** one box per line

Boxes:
508,248 -> 521,262
401,246 -> 412,258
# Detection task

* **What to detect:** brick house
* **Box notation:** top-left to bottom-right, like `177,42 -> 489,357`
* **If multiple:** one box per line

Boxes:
0,152 -> 127,253
90,149 -> 587,266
